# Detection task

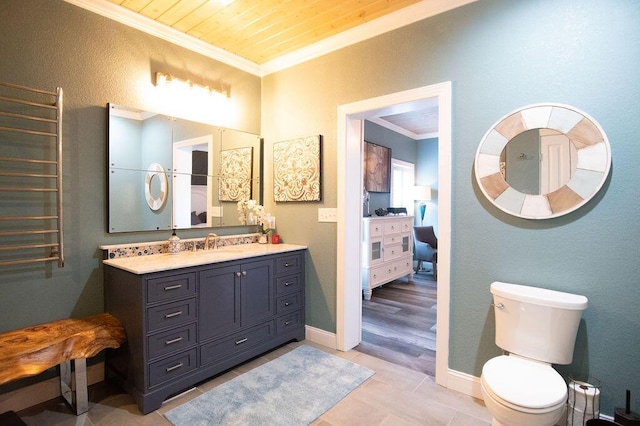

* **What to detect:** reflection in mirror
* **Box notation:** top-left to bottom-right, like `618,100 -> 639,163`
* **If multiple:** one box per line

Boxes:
144,163 -> 168,211
219,128 -> 262,227
475,104 -> 611,219
108,104 -> 261,233
501,128 -> 578,195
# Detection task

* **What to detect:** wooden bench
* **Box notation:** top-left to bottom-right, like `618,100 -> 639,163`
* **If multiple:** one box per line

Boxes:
0,313 -> 126,415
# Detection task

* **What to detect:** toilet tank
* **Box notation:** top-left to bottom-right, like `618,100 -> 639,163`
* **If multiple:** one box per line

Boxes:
490,281 -> 588,365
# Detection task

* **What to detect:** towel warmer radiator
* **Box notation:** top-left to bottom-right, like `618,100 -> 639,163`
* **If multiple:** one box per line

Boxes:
0,81 -> 64,267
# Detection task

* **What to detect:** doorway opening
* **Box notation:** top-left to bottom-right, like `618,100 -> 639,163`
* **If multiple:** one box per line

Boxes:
336,82 -> 452,387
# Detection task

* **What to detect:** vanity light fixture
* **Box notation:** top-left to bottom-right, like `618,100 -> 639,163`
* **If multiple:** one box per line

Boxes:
413,185 -> 432,225
155,72 -> 229,99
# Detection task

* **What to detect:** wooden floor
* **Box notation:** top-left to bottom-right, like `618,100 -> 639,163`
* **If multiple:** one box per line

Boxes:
356,268 -> 437,376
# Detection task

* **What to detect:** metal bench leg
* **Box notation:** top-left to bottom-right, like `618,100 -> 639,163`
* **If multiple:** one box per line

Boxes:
60,359 -> 88,415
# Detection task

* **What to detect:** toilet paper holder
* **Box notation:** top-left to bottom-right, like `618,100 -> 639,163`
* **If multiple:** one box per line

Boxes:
568,378 -> 602,426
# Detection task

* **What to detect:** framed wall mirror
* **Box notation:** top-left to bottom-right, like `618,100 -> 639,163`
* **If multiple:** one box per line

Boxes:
474,103 -> 611,219
107,104 -> 261,233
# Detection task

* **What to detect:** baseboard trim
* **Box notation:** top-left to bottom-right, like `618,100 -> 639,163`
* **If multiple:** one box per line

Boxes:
0,362 -> 104,413
446,368 -> 483,399
304,325 -> 337,349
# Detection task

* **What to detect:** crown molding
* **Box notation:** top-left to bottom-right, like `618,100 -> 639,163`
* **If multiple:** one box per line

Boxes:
368,117 -> 439,140
63,0 -> 262,76
260,0 -> 477,75
65,0 -> 476,77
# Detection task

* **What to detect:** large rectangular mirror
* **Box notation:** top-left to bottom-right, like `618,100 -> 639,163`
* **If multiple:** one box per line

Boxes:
107,104 -> 261,233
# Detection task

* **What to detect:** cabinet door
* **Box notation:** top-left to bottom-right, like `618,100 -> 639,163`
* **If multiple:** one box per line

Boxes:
401,234 -> 411,254
369,238 -> 383,265
240,259 -> 274,327
199,264 -> 240,341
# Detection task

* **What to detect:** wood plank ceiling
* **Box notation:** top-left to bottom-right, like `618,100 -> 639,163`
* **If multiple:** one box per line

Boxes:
107,0 -> 423,64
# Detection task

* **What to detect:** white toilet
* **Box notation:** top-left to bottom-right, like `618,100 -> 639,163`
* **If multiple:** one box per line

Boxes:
481,281 -> 588,426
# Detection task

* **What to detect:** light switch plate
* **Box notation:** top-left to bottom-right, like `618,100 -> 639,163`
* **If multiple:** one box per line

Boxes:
318,208 -> 337,222
211,206 -> 222,217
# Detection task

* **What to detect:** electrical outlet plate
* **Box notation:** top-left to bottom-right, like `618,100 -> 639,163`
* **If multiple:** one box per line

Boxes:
318,208 -> 337,222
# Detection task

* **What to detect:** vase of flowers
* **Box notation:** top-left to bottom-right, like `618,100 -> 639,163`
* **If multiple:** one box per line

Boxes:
237,200 -> 275,243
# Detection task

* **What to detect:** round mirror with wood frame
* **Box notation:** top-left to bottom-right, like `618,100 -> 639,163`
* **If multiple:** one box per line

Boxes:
475,103 -> 611,219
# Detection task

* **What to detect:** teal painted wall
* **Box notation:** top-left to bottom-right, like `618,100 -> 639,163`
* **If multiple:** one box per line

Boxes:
0,0 -> 261,334
1,0 -> 638,417
364,120 -> 417,214
261,0 -> 640,415
416,138 -> 438,231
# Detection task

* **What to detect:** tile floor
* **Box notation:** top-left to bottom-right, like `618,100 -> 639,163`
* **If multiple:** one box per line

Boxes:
16,340 -> 492,426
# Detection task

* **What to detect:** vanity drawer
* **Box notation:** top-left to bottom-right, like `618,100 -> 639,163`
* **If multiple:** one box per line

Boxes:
383,233 -> 405,246
200,321 -> 275,367
276,274 -> 301,295
147,323 -> 197,360
147,273 -> 196,304
275,253 -> 302,276
368,264 -> 393,286
148,348 -> 197,388
382,243 -> 403,262
368,221 -> 384,237
383,220 -> 402,235
276,292 -> 302,315
147,298 -> 196,332
393,257 -> 413,276
276,311 -> 302,335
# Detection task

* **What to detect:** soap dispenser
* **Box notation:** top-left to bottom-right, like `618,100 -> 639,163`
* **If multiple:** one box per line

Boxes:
168,230 -> 181,255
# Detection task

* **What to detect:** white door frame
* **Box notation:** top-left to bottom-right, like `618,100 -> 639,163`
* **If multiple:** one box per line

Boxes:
172,135 -> 213,228
336,81 -> 452,387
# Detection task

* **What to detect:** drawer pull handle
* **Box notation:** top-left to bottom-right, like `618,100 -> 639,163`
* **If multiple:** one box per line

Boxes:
165,363 -> 183,372
284,262 -> 293,267
284,302 -> 291,306
284,320 -> 294,326
235,338 -> 248,345
284,281 -> 292,286
164,284 -> 182,291
165,337 -> 183,345
165,311 -> 183,319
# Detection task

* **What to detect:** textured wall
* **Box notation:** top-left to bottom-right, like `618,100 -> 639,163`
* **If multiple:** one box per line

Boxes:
261,0 -> 640,415
416,138 -> 438,231
363,120 -> 418,215
1,0 -> 638,417
0,0 -> 261,337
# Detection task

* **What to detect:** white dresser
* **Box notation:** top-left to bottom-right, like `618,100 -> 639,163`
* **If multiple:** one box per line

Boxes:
362,216 -> 414,300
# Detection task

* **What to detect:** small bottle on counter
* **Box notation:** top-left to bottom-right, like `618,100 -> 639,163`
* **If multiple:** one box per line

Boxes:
168,230 -> 181,255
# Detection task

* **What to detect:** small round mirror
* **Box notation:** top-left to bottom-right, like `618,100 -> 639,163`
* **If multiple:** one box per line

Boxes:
144,163 -> 168,211
475,104 -> 611,219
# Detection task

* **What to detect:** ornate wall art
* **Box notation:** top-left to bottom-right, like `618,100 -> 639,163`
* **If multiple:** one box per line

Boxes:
219,146 -> 253,201
364,141 -> 391,193
273,135 -> 322,202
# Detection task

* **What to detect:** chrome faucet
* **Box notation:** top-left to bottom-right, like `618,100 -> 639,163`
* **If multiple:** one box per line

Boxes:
204,233 -> 218,250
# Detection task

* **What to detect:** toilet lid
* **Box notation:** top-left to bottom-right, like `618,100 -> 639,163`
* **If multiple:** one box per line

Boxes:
482,355 -> 567,409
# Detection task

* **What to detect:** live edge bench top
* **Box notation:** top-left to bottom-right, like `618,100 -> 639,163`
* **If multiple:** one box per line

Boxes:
0,313 -> 126,386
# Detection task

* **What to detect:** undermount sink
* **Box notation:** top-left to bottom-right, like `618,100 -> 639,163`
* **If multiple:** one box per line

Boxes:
210,247 -> 245,254
190,247 -> 245,256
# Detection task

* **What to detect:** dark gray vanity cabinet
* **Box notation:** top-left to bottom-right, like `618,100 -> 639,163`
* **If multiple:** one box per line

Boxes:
103,250 -> 305,414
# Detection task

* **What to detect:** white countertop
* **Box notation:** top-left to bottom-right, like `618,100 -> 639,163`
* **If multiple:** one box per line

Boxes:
103,243 -> 307,275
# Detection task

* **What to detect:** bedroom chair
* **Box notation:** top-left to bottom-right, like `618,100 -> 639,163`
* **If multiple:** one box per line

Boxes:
413,226 -> 438,279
